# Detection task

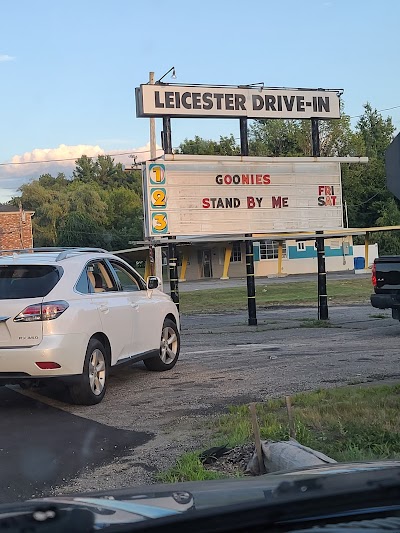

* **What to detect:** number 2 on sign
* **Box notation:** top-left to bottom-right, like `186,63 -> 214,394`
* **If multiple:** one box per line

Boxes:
151,188 -> 166,207
152,213 -> 168,233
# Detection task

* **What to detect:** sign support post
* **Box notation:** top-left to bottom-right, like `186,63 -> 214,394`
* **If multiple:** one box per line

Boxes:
240,117 -> 257,326
312,118 -> 328,320
162,116 -> 180,310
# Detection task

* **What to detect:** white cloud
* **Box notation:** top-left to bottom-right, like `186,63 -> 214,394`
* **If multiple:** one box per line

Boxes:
0,54 -> 15,62
0,142 -> 164,202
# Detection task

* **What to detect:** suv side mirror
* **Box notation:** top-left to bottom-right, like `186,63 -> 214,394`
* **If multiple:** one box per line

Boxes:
147,276 -> 159,290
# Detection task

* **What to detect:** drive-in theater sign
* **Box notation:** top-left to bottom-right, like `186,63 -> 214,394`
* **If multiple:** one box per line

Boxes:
142,155 -> 343,238
135,80 -> 354,324
136,85 -> 341,120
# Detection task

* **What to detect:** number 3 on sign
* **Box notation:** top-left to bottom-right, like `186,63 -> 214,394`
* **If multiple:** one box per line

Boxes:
152,212 -> 168,234
149,163 -> 166,185
151,188 -> 167,208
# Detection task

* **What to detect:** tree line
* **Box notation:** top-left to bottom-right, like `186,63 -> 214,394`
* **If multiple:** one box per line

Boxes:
7,102 -> 399,253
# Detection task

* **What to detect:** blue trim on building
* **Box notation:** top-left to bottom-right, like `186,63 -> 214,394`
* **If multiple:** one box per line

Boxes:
288,246 -> 353,260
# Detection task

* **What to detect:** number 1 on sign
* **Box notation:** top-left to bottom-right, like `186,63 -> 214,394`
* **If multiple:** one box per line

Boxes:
149,163 -> 166,185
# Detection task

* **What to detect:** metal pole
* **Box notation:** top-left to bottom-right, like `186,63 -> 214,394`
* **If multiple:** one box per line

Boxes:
311,118 -> 320,157
312,118 -> 328,320
163,116 -> 179,309
316,231 -> 328,320
149,72 -> 156,159
240,117 -> 257,326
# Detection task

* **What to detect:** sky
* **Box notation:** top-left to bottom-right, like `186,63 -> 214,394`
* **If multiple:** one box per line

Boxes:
1,0 -> 400,201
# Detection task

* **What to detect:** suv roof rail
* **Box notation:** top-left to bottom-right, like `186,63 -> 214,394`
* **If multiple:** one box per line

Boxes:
0,247 -> 109,261
55,248 -> 108,261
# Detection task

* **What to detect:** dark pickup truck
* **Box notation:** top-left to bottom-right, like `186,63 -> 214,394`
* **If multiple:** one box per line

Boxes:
371,256 -> 400,319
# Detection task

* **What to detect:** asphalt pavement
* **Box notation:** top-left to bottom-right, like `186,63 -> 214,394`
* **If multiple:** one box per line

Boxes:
0,302 -> 398,503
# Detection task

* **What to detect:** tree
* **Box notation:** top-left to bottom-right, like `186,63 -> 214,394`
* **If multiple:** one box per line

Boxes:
178,134 -> 240,155
57,212 -> 108,248
342,103 -> 396,235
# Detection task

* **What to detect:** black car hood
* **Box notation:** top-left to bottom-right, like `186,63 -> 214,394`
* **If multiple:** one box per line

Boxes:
2,460 -> 400,529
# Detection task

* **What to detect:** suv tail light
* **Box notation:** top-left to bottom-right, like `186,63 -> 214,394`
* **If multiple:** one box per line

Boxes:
372,263 -> 377,287
14,301 -> 69,322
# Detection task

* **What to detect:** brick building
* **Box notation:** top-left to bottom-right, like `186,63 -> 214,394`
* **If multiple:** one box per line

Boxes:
0,205 -> 34,250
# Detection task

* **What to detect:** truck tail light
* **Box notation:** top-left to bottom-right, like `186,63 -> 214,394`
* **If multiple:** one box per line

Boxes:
372,263 -> 377,287
14,301 -> 69,322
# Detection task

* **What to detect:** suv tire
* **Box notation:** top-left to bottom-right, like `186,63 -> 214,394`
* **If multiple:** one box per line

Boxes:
69,338 -> 108,405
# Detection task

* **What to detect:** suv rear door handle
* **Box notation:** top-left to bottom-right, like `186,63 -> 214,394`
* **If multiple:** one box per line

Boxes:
130,303 -> 139,310
99,304 -> 109,313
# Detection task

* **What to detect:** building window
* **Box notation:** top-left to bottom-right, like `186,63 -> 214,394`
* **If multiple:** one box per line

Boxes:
297,241 -> 306,251
230,242 -> 242,263
259,240 -> 286,260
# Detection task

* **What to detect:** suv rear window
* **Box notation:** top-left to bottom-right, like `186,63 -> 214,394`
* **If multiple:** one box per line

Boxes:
0,265 -> 62,299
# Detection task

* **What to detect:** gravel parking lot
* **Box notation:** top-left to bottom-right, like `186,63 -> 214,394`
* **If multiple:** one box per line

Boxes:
1,303 -> 398,501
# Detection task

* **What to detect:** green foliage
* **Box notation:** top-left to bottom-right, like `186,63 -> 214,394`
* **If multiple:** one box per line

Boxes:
215,385 -> 400,463
178,134 -> 240,156
13,156 -> 143,249
158,452 -> 226,483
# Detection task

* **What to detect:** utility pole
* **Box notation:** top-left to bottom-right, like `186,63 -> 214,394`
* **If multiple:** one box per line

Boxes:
149,71 -> 163,289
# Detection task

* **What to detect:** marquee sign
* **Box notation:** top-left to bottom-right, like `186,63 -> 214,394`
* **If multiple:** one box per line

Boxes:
142,156 -> 343,237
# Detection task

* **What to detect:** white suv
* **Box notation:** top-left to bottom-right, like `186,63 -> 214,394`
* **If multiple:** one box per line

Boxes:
0,248 -> 180,405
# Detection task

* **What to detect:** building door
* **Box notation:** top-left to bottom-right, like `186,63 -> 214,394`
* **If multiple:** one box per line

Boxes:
202,249 -> 213,278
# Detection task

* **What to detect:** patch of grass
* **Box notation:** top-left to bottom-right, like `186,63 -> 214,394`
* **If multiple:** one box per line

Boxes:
214,385 -> 400,463
180,278 -> 372,314
157,452 -> 227,483
369,314 -> 387,319
299,319 -> 337,328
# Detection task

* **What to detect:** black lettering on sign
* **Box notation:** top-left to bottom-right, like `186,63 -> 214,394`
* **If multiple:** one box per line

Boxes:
225,94 -> 234,110
182,92 -> 191,109
215,175 -> 223,185
165,91 -> 174,108
283,95 -> 295,111
318,196 -> 325,206
233,198 -> 240,208
192,93 -> 201,109
318,96 -> 330,112
252,95 -> 264,110
235,94 -> 246,110
277,95 -> 282,111
282,197 -> 289,207
296,96 -> 305,111
272,196 -> 282,208
203,92 -> 213,110
265,95 -> 276,111
155,91 -> 164,108
256,197 -> 262,207
214,94 -> 224,109
175,92 -> 181,108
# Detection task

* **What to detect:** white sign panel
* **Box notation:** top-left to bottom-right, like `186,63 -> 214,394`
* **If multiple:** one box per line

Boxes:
136,85 -> 341,119
142,156 -> 343,237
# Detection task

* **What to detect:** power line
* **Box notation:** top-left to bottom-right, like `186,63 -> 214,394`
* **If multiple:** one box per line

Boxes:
0,149 -> 160,167
349,105 -> 400,119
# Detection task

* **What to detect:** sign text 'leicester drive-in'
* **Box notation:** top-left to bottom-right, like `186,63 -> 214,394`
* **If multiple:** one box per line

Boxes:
136,85 -> 341,119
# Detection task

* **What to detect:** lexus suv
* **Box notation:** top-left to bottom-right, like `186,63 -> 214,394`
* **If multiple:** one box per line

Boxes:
0,248 -> 180,405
